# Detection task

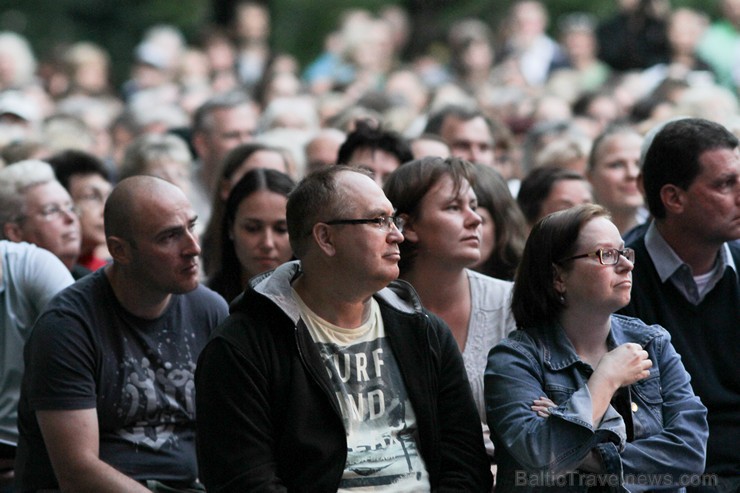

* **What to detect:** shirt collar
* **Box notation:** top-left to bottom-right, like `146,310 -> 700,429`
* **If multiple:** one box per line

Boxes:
644,221 -> 737,282
542,323 -> 582,371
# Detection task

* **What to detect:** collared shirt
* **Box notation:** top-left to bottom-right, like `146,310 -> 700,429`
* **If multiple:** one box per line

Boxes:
644,221 -> 737,305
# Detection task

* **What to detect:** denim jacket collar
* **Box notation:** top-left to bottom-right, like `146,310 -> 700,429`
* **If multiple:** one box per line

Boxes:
542,315 -> 663,372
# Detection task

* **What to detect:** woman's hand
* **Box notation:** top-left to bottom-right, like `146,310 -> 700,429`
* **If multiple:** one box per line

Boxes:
587,343 -> 651,426
531,396 -> 557,418
593,342 -> 652,392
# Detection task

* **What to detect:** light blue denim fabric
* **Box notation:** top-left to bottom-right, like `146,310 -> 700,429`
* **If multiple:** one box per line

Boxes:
485,314 -> 708,492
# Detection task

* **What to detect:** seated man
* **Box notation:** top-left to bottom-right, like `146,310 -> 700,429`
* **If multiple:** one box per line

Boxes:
424,105 -> 496,167
195,166 -> 492,491
0,159 -> 88,279
0,241 -> 73,490
15,176 -> 229,492
620,118 -> 740,492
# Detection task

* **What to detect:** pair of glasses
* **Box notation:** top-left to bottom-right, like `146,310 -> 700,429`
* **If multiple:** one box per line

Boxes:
559,247 -> 635,266
76,189 -> 109,205
325,214 -> 405,233
29,203 -> 80,223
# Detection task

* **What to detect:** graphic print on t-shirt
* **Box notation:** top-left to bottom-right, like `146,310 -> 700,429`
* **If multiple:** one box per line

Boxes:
115,354 -> 197,451
315,337 -> 429,491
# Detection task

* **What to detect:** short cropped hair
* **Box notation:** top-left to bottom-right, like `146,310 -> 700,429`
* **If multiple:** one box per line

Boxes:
424,104 -> 491,136
119,133 -> 191,180
512,203 -> 610,329
47,149 -> 110,190
286,166 -> 370,258
192,90 -> 252,134
642,118 -> 738,219
383,156 -> 477,273
0,160 -> 56,236
336,120 -> 413,166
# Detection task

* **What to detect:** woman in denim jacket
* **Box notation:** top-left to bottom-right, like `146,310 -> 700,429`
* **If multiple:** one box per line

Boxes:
485,204 -> 708,492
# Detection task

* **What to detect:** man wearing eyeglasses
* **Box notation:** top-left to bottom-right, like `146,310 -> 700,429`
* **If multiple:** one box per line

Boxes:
620,118 -> 740,492
195,166 -> 493,492
0,160 -> 88,278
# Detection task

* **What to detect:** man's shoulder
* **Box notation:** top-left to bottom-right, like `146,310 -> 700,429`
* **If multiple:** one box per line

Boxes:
728,240 -> 740,260
2,241 -> 72,275
209,282 -> 294,348
44,268 -> 108,310
1,241 -> 74,300
376,279 -> 424,316
182,283 -> 229,314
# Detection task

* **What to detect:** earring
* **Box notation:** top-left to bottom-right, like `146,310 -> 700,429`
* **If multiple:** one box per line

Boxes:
558,293 -> 566,303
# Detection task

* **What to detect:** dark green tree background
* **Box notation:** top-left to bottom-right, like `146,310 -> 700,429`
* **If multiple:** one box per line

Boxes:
0,0 -> 723,88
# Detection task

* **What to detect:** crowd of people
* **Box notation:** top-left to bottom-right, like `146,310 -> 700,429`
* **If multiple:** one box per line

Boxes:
0,0 -> 739,491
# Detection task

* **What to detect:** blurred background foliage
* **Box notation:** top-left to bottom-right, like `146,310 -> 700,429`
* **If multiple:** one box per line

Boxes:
0,0 -> 723,88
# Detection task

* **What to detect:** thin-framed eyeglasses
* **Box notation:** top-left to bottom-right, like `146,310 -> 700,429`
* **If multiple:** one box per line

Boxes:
559,247 -> 635,266
15,203 -> 80,223
325,214 -> 405,233
76,189 -> 109,205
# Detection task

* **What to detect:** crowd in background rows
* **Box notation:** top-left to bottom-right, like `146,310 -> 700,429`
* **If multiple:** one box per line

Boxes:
1,0 -> 740,174
0,0 -> 738,317
1,0 -> 740,490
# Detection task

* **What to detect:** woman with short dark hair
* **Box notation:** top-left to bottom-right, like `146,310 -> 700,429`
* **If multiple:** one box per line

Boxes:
384,156 -> 515,459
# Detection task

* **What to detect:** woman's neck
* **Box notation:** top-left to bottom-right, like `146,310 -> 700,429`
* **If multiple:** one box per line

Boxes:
610,209 -> 639,236
403,265 -> 472,350
403,264 -> 469,309
559,307 -> 611,365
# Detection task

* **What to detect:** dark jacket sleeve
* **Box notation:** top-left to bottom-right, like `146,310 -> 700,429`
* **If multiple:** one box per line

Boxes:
195,321 -> 287,493
426,312 -> 494,492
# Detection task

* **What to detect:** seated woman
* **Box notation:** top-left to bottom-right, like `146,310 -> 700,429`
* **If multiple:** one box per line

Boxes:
201,142 -> 292,278
208,168 -> 295,302
470,164 -> 527,281
485,204 -> 708,491
517,166 -> 592,232
384,156 -> 516,458
586,125 -> 646,236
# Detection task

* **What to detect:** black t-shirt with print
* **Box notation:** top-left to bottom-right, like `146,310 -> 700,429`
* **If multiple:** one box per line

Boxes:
15,269 -> 228,491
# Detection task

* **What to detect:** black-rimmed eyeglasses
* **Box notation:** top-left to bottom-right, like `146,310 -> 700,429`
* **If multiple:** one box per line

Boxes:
325,214 -> 405,233
559,247 -> 635,266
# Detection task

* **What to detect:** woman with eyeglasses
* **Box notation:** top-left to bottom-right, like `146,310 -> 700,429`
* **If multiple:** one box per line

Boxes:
384,156 -> 516,461
485,204 -> 707,491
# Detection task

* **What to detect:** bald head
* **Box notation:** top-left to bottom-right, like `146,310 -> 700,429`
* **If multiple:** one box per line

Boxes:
104,175 -> 187,242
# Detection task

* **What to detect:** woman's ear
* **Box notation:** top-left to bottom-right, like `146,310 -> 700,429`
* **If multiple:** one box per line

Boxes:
398,213 -> 418,242
552,263 -> 566,295
219,178 -> 232,202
